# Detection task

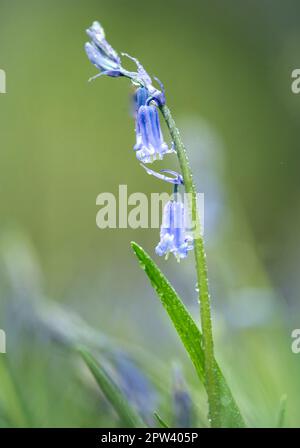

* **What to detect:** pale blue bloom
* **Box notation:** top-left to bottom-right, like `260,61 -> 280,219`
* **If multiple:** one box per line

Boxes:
85,21 -> 123,79
85,21 -> 193,261
134,103 -> 172,163
156,198 -> 193,260
85,22 -> 165,105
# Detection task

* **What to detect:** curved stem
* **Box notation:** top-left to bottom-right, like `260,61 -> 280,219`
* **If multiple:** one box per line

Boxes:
160,104 -> 221,427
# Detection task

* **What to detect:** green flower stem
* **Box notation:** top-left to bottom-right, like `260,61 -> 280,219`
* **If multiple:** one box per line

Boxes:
160,104 -> 221,427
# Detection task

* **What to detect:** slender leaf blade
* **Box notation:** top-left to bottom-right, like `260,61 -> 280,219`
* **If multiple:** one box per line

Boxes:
131,242 -> 245,428
78,346 -> 146,428
154,412 -> 169,428
131,243 -> 205,383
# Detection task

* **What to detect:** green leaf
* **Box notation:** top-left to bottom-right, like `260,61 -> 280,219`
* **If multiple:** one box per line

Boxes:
78,346 -> 146,428
131,242 -> 245,428
154,411 -> 169,428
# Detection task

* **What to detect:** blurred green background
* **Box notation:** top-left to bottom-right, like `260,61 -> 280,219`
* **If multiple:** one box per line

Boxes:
0,0 -> 300,427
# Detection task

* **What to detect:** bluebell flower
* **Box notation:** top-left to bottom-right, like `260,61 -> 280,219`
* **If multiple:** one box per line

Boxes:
85,22 -> 166,104
156,197 -> 193,260
133,86 -> 170,162
134,103 -> 172,163
85,21 -> 123,79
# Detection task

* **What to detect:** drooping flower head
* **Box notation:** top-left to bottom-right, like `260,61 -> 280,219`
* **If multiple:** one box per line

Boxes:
156,197 -> 193,261
85,21 -> 193,260
133,87 -> 173,163
85,22 -> 165,105
85,21 -> 123,78
139,165 -> 192,260
134,104 -> 170,163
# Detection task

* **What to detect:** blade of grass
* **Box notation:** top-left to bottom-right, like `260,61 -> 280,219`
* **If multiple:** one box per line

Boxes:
77,346 -> 146,428
154,411 -> 169,428
131,242 -> 245,428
